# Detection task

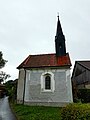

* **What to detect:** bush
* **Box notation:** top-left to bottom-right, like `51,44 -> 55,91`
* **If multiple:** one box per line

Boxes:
73,98 -> 82,103
77,89 -> 90,103
61,103 -> 90,120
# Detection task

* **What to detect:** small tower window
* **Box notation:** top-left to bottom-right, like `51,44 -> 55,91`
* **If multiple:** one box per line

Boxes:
45,76 -> 51,90
59,43 -> 62,49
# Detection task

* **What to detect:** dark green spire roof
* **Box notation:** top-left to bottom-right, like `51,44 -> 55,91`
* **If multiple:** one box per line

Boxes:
56,15 -> 64,37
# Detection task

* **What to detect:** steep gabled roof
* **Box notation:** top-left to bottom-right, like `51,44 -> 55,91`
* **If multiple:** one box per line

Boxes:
17,53 -> 71,69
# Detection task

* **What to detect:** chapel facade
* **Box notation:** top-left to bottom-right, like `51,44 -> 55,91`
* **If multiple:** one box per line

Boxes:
17,16 -> 73,106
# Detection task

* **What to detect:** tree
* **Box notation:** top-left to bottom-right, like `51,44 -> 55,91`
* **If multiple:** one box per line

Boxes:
0,71 -> 10,84
0,51 -> 10,83
0,51 -> 7,69
4,79 -> 17,102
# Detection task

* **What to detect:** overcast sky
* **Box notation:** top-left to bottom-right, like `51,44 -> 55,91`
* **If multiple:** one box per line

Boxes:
0,0 -> 90,80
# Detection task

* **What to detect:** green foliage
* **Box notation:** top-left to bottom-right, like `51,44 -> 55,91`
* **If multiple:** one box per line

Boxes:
0,51 -> 10,83
5,79 -> 17,102
0,51 -> 7,69
12,104 -> 62,120
77,89 -> 90,103
11,103 -> 90,120
0,71 -> 10,83
73,98 -> 82,103
61,103 -> 90,120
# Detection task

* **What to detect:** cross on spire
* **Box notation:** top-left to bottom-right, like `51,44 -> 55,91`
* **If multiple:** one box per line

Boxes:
57,12 -> 59,19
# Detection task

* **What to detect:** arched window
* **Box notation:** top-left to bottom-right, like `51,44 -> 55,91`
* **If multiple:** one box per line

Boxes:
41,72 -> 55,92
45,75 -> 51,90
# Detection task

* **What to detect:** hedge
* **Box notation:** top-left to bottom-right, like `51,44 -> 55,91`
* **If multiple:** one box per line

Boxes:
61,103 -> 90,120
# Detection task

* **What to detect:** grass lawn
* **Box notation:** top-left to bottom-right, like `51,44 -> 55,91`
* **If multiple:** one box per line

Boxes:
11,103 -> 90,120
11,104 -> 62,120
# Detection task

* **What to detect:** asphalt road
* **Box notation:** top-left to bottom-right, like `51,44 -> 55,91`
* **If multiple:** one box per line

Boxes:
0,97 -> 16,120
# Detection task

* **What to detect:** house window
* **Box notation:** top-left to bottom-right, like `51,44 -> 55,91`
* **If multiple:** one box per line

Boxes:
45,75 -> 51,90
41,72 -> 55,92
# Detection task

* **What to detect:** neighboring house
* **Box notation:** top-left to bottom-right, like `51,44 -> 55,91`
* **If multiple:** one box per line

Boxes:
71,61 -> 90,98
17,16 -> 73,107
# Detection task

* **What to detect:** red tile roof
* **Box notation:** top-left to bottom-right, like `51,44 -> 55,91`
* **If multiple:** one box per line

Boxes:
17,53 -> 71,69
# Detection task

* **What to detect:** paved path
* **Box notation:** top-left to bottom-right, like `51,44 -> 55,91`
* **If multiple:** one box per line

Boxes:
0,97 -> 16,120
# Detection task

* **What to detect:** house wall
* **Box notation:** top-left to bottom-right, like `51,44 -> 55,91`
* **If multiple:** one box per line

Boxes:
66,70 -> 73,102
19,68 -> 73,106
17,69 -> 25,102
72,63 -> 90,89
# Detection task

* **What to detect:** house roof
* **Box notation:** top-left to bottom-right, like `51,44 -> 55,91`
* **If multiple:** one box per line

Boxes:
77,61 -> 90,70
71,61 -> 90,79
17,53 -> 71,69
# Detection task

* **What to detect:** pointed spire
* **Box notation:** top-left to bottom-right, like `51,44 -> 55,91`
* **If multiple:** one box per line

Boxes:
55,14 -> 66,57
56,14 -> 63,37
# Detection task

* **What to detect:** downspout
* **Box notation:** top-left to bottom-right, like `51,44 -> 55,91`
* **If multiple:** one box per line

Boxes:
22,69 -> 26,105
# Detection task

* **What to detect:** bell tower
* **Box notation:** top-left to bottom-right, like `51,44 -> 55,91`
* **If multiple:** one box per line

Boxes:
55,15 -> 66,57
